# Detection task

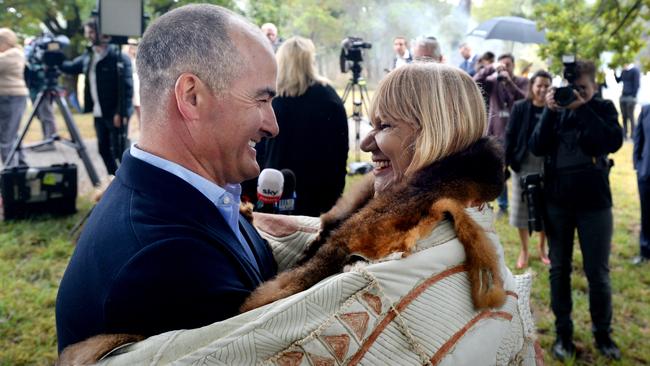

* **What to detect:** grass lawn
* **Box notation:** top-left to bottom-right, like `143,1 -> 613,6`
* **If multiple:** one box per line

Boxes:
0,142 -> 646,365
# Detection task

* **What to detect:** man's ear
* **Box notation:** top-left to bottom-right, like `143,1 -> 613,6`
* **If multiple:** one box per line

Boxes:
174,73 -> 202,121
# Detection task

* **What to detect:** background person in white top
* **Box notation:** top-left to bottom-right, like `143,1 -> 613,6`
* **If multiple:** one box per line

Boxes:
392,36 -> 412,69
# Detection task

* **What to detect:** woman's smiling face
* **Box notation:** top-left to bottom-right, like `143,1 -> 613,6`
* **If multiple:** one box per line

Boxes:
360,116 -> 417,194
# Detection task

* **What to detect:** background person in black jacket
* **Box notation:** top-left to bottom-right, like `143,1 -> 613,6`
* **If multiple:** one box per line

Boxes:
529,60 -> 623,361
260,36 -> 348,216
505,70 -> 552,269
61,18 -> 133,175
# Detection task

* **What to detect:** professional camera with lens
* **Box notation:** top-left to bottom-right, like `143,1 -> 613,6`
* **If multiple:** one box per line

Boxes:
554,55 -> 578,107
520,173 -> 544,234
339,37 -> 372,74
28,34 -> 70,69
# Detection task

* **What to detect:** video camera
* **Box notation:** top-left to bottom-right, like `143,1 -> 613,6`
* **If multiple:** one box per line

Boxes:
340,37 -> 372,73
554,55 -> 578,107
27,34 -> 70,69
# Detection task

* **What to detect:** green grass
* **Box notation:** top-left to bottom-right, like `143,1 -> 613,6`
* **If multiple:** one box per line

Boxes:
0,143 -> 647,365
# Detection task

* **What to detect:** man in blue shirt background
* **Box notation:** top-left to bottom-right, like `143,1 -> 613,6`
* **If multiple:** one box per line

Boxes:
458,42 -> 478,77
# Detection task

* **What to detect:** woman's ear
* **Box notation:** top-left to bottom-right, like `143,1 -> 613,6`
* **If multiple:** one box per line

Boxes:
174,73 -> 201,121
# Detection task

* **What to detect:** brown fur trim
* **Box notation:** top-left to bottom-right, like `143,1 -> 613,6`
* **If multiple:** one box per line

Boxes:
243,137 -> 507,312
296,174 -> 374,266
56,334 -> 144,365
429,199 -> 505,308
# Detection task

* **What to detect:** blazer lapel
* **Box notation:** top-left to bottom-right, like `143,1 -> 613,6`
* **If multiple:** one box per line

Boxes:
203,213 -> 265,287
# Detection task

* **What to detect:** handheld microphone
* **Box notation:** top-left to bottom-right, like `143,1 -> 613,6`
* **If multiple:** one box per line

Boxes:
256,168 -> 284,213
278,169 -> 296,215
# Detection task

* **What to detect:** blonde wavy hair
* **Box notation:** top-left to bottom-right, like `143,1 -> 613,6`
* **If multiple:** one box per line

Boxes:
276,36 -> 329,97
370,62 -> 487,175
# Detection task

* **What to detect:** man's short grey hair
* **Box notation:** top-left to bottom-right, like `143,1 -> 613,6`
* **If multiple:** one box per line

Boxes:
413,36 -> 442,61
137,4 -> 255,111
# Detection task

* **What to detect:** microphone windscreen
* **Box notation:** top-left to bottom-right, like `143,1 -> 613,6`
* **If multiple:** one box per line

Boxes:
257,169 -> 284,203
280,169 -> 296,198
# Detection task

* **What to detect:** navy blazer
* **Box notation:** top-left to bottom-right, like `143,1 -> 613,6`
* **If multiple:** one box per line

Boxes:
635,105 -> 650,180
56,152 -> 277,352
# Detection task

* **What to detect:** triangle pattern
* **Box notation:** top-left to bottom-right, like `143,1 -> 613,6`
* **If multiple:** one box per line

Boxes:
322,334 -> 350,362
276,351 -> 304,366
340,312 -> 370,340
307,353 -> 336,366
362,292 -> 382,315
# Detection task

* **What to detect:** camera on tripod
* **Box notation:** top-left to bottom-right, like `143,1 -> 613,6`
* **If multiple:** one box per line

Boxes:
28,34 -> 70,69
554,55 -> 578,107
339,37 -> 372,74
520,173 -> 544,234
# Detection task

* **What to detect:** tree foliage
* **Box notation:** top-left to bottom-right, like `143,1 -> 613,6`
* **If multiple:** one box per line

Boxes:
0,0 -> 238,57
534,0 -> 650,74
0,0 -> 95,58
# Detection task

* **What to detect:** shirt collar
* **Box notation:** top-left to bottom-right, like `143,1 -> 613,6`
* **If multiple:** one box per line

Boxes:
129,144 -> 241,210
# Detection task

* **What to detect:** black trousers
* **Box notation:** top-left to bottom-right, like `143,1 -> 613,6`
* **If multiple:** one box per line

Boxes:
94,117 -> 127,175
639,178 -> 650,258
619,97 -> 636,139
545,202 -> 613,339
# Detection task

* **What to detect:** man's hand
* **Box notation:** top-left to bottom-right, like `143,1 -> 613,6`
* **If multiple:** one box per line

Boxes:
113,114 -> 123,128
498,70 -> 512,82
545,88 -> 560,111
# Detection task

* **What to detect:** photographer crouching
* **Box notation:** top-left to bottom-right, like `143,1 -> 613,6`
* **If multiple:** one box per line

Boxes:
529,59 -> 623,361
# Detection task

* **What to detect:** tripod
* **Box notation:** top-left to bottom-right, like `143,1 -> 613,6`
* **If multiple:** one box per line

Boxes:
3,66 -> 101,187
340,62 -> 371,162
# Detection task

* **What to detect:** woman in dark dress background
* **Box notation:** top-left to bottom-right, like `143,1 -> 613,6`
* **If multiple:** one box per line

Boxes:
505,70 -> 552,269
261,36 -> 349,216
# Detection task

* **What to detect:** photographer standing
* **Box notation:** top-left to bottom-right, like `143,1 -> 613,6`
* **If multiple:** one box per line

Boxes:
529,60 -> 623,361
61,18 -> 133,175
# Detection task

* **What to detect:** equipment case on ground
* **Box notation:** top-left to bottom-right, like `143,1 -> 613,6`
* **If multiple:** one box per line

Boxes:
0,164 -> 77,220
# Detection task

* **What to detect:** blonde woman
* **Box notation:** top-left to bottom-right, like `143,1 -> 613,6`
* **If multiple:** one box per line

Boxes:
0,28 -> 28,166
260,36 -> 348,216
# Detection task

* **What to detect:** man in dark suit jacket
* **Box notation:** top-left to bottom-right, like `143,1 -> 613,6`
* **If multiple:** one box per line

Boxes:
633,104 -> 650,265
56,4 -> 280,353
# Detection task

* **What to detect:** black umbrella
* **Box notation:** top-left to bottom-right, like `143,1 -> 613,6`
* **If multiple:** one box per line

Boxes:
468,16 -> 546,44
